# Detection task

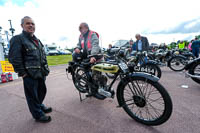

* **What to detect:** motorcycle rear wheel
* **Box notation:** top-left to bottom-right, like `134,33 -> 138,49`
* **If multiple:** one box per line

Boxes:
140,63 -> 162,79
72,67 -> 88,93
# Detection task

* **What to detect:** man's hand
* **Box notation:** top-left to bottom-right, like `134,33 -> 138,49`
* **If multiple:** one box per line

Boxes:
90,57 -> 96,63
74,48 -> 80,54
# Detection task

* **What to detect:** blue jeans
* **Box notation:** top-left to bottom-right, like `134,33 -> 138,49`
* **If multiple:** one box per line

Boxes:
192,47 -> 199,58
23,76 -> 46,119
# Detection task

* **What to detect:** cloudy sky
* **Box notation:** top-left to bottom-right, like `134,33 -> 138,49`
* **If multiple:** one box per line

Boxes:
0,0 -> 200,48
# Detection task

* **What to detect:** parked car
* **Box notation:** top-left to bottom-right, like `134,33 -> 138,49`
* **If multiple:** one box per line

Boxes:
57,50 -> 72,55
113,40 -> 129,48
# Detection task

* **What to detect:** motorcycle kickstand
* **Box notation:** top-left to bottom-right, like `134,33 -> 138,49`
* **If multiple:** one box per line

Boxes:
79,92 -> 83,102
79,92 -> 90,102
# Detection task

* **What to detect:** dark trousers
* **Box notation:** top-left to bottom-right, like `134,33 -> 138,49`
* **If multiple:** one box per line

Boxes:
23,76 -> 47,119
192,47 -> 199,58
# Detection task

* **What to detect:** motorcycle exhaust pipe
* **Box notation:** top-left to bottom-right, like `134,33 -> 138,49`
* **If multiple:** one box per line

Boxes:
185,72 -> 200,79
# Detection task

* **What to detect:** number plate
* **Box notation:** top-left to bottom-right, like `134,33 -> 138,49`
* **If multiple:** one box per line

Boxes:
119,62 -> 128,72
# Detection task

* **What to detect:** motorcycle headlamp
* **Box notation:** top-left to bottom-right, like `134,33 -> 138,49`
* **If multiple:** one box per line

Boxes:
174,51 -> 179,55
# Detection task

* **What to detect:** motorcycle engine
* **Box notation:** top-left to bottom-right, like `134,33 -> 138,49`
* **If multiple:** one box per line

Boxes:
92,70 -> 108,86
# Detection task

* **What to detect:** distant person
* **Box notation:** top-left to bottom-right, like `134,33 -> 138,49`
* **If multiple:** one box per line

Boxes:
135,34 -> 149,52
159,43 -> 168,51
107,44 -> 115,56
191,37 -> 200,58
178,41 -> 185,50
9,16 -> 52,123
188,40 -> 193,52
129,39 -> 136,51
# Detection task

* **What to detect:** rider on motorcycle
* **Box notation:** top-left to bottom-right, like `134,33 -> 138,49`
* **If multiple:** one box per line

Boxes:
73,23 -> 110,99
73,22 -> 101,63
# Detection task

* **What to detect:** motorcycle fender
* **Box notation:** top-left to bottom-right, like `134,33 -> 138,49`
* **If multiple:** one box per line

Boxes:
130,72 -> 159,82
185,58 -> 200,70
116,72 -> 159,107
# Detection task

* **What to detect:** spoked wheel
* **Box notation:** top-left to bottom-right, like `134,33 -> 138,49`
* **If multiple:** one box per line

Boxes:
118,76 -> 173,126
189,61 -> 200,84
140,63 -> 162,79
72,68 -> 88,93
168,56 -> 186,71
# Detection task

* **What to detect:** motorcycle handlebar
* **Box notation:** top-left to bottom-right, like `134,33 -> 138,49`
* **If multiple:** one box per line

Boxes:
88,54 -> 103,58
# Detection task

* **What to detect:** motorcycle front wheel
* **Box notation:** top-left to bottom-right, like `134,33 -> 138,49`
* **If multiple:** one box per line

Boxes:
117,76 -> 173,126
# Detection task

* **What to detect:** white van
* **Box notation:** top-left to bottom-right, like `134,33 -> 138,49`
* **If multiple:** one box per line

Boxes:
47,44 -> 58,55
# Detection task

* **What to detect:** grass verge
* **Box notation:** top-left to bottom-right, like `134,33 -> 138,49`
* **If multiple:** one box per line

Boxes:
47,55 -> 72,66
5,55 -> 72,66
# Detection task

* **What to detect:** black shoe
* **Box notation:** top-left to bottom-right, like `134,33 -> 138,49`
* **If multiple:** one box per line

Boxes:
42,106 -> 52,113
93,93 -> 106,100
35,115 -> 51,123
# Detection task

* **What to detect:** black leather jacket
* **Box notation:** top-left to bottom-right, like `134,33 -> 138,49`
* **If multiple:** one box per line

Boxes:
8,31 -> 49,79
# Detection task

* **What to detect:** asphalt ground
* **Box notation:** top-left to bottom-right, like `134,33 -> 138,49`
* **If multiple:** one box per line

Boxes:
0,65 -> 200,133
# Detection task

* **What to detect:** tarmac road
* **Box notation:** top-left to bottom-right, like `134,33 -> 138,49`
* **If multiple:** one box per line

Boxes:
0,65 -> 200,133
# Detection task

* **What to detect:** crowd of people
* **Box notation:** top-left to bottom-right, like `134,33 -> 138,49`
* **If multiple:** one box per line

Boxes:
107,35 -> 200,58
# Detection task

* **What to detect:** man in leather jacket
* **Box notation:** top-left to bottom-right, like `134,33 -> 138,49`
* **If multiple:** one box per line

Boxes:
9,16 -> 52,123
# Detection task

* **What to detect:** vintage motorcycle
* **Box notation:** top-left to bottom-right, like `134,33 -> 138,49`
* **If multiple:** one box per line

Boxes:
148,49 -> 193,72
168,49 -> 194,72
128,51 -> 162,79
185,57 -> 200,84
66,54 -> 173,126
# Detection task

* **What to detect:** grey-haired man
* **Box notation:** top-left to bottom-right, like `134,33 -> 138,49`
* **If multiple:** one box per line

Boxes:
73,22 -> 101,63
135,34 -> 149,52
9,16 -> 52,123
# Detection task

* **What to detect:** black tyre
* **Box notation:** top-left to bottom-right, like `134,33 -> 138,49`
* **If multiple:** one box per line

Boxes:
168,56 -> 186,71
189,61 -> 200,84
140,63 -> 162,79
72,67 -> 88,93
117,76 -> 173,126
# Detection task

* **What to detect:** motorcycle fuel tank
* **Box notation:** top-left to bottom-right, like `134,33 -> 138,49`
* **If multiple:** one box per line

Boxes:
91,63 -> 119,74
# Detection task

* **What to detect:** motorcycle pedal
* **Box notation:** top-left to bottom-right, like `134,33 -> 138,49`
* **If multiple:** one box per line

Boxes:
86,93 -> 93,97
